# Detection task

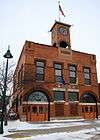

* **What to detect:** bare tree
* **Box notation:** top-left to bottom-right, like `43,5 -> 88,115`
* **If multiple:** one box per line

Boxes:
0,61 -> 15,97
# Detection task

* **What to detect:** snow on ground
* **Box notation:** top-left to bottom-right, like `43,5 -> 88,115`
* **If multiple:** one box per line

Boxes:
0,119 -> 100,140
0,129 -> 96,140
5,119 -> 89,131
8,130 -> 93,140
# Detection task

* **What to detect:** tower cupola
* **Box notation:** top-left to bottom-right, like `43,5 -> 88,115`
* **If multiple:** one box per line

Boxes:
50,21 -> 71,49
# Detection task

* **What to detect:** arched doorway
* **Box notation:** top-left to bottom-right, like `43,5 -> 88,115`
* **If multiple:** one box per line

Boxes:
27,91 -> 50,122
80,93 -> 98,119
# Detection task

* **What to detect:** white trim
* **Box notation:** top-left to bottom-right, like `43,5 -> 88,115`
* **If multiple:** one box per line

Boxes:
52,88 -> 66,91
50,102 -> 54,105
68,101 -> 79,103
79,103 -> 96,105
22,101 -> 55,105
54,100 -> 65,103
22,101 -> 100,105
67,89 -> 79,92
65,102 -> 69,105
22,101 -> 48,105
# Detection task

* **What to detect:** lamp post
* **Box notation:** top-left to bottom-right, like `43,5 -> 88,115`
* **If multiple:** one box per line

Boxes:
0,46 -> 13,134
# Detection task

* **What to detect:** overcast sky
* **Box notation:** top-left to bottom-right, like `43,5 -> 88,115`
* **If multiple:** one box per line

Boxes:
0,0 -> 100,81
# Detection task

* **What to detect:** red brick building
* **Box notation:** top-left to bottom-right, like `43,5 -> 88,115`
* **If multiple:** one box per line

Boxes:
12,21 -> 100,121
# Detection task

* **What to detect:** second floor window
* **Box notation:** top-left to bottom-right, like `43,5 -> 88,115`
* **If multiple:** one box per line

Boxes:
84,67 -> 91,85
68,92 -> 79,101
36,61 -> 45,81
54,63 -> 62,82
53,91 -> 65,101
69,65 -> 76,84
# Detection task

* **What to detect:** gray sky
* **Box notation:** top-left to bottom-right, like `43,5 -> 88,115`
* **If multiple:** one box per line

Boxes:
0,0 -> 100,81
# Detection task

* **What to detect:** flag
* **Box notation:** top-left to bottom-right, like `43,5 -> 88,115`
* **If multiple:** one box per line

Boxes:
60,77 -> 66,85
57,77 -> 66,88
59,4 -> 65,17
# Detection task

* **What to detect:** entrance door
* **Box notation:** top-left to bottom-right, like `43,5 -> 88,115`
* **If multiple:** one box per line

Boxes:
27,91 -> 49,122
80,93 -> 98,120
82,105 -> 96,119
28,104 -> 48,122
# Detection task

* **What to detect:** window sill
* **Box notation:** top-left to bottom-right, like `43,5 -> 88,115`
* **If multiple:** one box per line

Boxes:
70,83 -> 78,85
54,101 -> 65,103
84,84 -> 91,86
68,101 -> 79,103
35,80 -> 45,82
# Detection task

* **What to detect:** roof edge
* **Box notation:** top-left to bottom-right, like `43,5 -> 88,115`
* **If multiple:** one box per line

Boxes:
50,20 -> 71,31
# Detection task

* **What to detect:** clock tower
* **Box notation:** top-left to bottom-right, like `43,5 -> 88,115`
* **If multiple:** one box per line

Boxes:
50,21 -> 71,49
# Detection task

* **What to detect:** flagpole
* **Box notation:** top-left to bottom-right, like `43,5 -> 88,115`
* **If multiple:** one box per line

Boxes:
58,1 -> 60,22
58,1 -> 65,22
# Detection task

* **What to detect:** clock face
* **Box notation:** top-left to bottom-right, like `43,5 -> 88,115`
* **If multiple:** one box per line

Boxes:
59,27 -> 67,35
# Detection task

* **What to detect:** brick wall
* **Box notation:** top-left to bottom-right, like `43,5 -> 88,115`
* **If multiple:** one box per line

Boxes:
12,40 -> 100,120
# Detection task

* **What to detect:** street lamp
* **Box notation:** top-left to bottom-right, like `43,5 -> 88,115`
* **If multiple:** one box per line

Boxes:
0,46 -> 13,134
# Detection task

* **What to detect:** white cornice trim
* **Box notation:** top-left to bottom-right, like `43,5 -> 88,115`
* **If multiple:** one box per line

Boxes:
22,101 -> 55,105
52,88 -> 66,91
79,103 -> 96,105
22,101 -> 48,104
67,89 -> 79,92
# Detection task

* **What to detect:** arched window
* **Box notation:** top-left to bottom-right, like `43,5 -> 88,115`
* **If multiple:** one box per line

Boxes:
80,93 -> 96,103
28,91 -> 48,102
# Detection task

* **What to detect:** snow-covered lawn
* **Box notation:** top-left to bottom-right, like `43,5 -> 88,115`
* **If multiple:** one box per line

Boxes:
0,119 -> 100,140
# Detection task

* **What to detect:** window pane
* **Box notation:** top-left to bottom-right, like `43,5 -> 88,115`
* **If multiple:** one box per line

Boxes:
84,68 -> 90,73
36,61 -> 44,67
36,67 -> 44,74
70,77 -> 76,84
68,92 -> 78,101
55,64 -> 61,69
55,76 -> 62,82
36,61 -> 45,81
36,74 -> 44,81
28,91 -> 48,102
85,107 -> 88,112
84,73 -> 90,79
84,67 -> 91,85
39,106 -> 43,113
84,79 -> 91,85
54,63 -> 62,82
69,66 -> 76,71
69,65 -> 76,84
70,71 -> 76,77
32,107 -> 37,113
55,69 -> 61,76
80,93 -> 96,103
54,91 -> 64,101
90,106 -> 93,112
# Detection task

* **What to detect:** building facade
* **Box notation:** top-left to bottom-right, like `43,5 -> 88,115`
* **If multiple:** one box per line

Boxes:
12,21 -> 100,121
